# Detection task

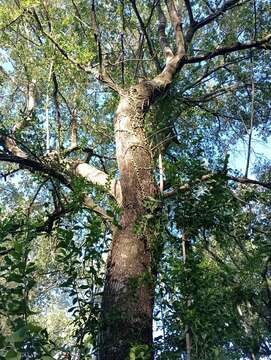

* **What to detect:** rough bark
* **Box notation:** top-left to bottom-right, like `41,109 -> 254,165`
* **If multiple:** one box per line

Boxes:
100,86 -> 158,359
1,3 -> 271,359
98,46 -> 186,358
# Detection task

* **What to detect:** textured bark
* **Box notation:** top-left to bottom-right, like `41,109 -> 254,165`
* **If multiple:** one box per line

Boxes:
100,87 -> 158,359
100,220 -> 154,359
99,52 -> 185,357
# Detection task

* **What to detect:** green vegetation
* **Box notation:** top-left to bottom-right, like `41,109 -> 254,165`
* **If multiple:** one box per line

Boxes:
0,0 -> 270,359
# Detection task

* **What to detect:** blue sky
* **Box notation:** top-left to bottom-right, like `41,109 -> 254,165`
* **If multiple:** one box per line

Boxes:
229,133 -> 271,178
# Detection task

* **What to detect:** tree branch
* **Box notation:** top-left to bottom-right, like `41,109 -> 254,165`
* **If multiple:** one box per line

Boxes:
181,56 -> 248,93
83,195 -> 113,221
52,72 -> 62,149
91,0 -> 103,72
0,65 -> 17,86
0,168 -> 20,180
157,0 -> 168,53
31,9 -> 86,70
130,0 -> 161,72
185,0 -> 244,43
184,34 -> 271,64
70,109 -> 78,149
163,173 -> 271,198
0,152 -> 70,186
151,1 -> 186,87
165,0 -> 186,54
226,175 -> 271,189
0,133 -> 28,159
182,82 -> 249,104
10,77 -> 36,134
0,10 -> 25,32
31,8 -> 122,94
73,162 -> 122,204
0,152 -> 114,221
184,0 -> 195,25
1,127 -> 121,204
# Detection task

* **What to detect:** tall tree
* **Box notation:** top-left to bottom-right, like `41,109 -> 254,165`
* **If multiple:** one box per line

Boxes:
0,0 -> 270,359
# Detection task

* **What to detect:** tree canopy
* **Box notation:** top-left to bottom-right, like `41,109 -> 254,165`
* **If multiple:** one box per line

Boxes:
0,0 -> 270,359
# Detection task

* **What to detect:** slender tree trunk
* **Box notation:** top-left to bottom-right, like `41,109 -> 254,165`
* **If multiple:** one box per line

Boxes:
100,85 -> 158,359
182,233 -> 192,360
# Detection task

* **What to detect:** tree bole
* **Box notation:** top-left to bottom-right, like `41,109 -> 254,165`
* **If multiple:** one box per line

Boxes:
99,91 -> 157,359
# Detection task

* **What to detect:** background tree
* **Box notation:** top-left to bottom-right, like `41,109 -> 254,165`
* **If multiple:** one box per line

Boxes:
0,0 -> 270,359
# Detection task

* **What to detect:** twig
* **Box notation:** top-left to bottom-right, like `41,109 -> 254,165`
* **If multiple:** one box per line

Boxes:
245,55 -> 255,178
52,72 -> 62,150
45,60 -> 53,153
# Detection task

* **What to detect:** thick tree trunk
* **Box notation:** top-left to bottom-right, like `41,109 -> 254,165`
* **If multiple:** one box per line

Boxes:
100,86 -> 158,359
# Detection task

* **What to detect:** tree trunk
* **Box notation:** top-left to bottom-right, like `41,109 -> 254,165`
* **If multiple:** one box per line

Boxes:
100,85 -> 158,359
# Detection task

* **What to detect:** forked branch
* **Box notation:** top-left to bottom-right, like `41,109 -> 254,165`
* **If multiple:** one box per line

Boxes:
0,152 -> 114,221
185,0 -> 244,43
30,8 -> 122,94
130,0 -> 161,72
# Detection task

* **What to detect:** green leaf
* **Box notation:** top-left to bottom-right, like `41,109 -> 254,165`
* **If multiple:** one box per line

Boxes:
8,327 -> 25,343
5,351 -> 20,360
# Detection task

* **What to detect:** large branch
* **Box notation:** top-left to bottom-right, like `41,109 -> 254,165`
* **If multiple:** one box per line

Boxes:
150,4 -> 270,94
152,1 -> 186,88
0,151 -> 116,220
1,115 -> 121,205
73,162 -> 122,205
184,34 -> 271,64
0,153 -> 69,186
0,146 -> 122,204
0,131 -> 122,203
0,132 -> 30,159
165,0 -> 186,54
184,0 -> 194,25
0,152 -> 70,183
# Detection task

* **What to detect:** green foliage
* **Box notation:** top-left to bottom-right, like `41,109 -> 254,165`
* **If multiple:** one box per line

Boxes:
129,344 -> 151,360
0,0 -> 271,359
155,174 -> 271,359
